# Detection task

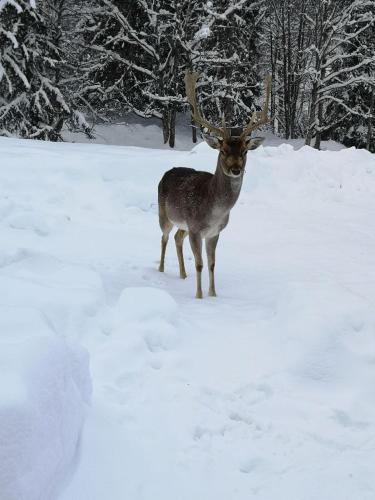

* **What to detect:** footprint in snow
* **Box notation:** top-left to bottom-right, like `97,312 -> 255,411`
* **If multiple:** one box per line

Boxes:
142,323 -> 177,353
0,248 -> 30,269
148,358 -> 162,370
239,457 -> 262,474
333,410 -> 370,430
193,425 -> 229,441
229,411 -> 254,427
7,212 -> 50,236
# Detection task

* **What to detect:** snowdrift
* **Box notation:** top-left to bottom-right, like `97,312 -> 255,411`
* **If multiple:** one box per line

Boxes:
0,307 -> 91,500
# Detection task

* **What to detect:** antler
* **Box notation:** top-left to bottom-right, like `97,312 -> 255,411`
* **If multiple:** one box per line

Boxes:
184,71 -> 228,139
240,75 -> 271,140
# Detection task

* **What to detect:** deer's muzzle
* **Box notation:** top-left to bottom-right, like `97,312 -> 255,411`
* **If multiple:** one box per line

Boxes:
231,168 -> 242,177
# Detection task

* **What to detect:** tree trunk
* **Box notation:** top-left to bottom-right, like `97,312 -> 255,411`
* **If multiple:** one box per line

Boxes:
49,117 -> 65,142
191,116 -> 197,143
367,87 -> 374,152
314,64 -> 326,150
269,29 -> 276,135
281,4 -> 290,139
314,95 -> 324,150
314,126 -> 321,149
305,82 -> 318,146
162,110 -> 169,144
168,108 -> 176,148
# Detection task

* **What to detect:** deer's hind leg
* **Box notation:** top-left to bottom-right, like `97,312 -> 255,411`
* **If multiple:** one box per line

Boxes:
159,204 -> 173,273
175,229 -> 188,279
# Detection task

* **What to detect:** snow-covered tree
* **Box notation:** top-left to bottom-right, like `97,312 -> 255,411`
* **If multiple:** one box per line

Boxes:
1,0 -> 373,148
183,0 -> 263,133
76,1 -> 186,147
261,0 -> 311,139
304,0 -> 375,149
0,0 -> 89,139
327,1 -> 375,151
77,0 -> 265,147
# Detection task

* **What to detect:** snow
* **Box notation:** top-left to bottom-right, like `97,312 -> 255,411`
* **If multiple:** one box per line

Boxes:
0,1 -> 22,13
63,117 -> 196,150
195,24 -> 211,40
0,133 -> 374,500
0,308 -> 91,500
115,287 -> 178,324
63,117 -> 346,151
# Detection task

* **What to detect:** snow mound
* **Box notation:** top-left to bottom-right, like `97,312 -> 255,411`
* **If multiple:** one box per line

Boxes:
0,308 -> 91,500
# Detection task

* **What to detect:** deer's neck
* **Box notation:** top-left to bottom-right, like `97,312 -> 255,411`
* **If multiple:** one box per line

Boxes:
210,159 -> 243,211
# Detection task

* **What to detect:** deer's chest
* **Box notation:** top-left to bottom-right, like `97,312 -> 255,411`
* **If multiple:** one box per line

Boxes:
201,209 -> 230,239
166,197 -> 231,238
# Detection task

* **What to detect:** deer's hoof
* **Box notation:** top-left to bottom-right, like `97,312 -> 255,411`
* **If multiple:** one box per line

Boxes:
158,266 -> 164,273
180,272 -> 187,279
195,291 -> 203,299
208,290 -> 217,297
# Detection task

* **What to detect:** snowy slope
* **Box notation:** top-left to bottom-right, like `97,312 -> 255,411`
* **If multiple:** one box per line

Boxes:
0,137 -> 374,500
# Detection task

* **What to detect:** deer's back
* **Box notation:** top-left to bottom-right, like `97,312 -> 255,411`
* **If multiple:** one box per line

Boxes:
158,167 -> 214,231
159,167 -> 212,204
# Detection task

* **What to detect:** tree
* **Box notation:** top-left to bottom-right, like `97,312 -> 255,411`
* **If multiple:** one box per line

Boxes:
76,0 -> 186,147
1,0 -> 373,148
184,0 -> 263,132
78,0 -> 264,147
0,0 -> 89,139
304,0 -> 375,149
41,0 -> 93,137
262,0 -> 311,139
327,2 -> 375,151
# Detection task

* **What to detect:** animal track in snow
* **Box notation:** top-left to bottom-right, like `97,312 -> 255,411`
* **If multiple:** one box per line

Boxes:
239,457 -> 262,474
333,410 -> 371,430
193,425 -> 230,441
0,248 -> 30,269
7,212 -> 51,236
142,323 -> 177,353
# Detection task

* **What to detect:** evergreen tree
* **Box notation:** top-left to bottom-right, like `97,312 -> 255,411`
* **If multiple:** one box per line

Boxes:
0,0 -> 89,139
76,1 -> 185,146
327,2 -> 375,151
185,0 -> 262,132
1,0 -> 373,148
304,0 -> 375,149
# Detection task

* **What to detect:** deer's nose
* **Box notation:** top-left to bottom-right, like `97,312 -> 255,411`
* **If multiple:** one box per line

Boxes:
231,168 -> 241,176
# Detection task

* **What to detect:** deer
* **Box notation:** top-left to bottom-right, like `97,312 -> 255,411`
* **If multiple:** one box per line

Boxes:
158,72 -> 271,299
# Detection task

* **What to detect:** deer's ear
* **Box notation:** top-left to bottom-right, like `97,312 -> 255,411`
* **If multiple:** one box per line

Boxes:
203,134 -> 222,150
246,137 -> 265,150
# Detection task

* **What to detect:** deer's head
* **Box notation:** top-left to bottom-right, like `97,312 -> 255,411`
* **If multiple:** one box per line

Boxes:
203,134 -> 265,178
184,72 -> 271,178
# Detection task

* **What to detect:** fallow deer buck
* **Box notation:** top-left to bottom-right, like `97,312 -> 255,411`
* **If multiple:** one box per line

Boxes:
158,72 -> 271,298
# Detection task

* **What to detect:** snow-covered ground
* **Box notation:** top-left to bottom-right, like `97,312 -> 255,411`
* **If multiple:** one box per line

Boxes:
0,134 -> 374,500
62,115 -> 346,152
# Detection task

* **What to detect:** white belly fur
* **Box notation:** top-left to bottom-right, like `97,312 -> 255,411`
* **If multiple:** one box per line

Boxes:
202,224 -> 221,239
170,219 -> 188,231
169,208 -> 228,238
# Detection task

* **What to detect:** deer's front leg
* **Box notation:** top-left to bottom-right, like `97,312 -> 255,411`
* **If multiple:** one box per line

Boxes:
206,234 -> 219,297
189,232 -> 203,299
